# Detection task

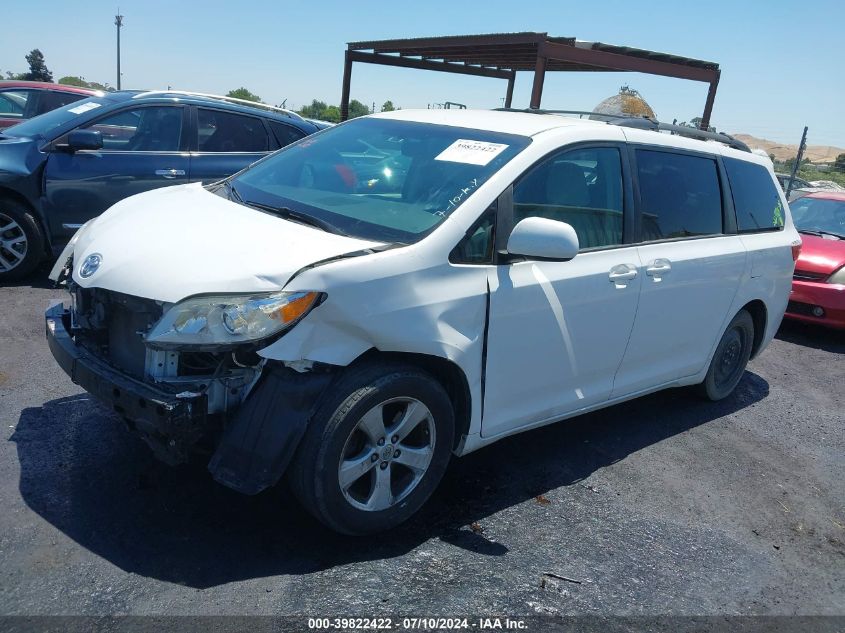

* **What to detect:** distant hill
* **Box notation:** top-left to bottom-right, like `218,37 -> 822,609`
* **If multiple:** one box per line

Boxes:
732,134 -> 844,164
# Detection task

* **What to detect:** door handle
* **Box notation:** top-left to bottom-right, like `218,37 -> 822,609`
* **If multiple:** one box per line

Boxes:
646,259 -> 672,281
155,169 -> 186,179
608,264 -> 638,285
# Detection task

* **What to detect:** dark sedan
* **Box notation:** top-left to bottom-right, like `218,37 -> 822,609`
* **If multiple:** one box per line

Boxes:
0,90 -> 321,280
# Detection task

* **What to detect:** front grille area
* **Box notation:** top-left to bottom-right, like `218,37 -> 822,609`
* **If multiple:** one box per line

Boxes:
72,287 -> 164,379
793,269 -> 827,282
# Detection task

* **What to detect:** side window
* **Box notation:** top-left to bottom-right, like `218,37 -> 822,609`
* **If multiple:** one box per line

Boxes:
0,89 -> 32,118
635,149 -> 722,240
35,90 -> 86,116
269,121 -> 306,148
513,147 -> 624,249
723,158 -> 785,232
197,109 -> 269,152
86,107 -> 182,151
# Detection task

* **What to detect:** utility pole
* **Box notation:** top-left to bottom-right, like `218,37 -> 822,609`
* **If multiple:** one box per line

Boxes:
115,11 -> 124,90
785,126 -> 808,200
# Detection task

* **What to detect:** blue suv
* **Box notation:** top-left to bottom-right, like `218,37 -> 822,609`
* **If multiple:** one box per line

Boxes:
0,90 -> 324,280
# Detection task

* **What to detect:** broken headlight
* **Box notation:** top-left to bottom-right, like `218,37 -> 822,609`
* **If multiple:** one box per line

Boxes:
145,290 -> 322,349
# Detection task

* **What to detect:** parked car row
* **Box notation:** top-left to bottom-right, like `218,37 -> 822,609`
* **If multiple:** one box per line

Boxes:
776,171 -> 845,202
0,90 -> 322,279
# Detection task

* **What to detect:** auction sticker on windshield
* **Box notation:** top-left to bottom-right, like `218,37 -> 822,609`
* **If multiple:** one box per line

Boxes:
435,139 -> 509,166
67,102 -> 102,115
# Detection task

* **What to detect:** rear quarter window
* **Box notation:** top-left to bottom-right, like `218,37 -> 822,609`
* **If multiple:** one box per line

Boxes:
269,121 -> 305,148
724,157 -> 785,232
197,108 -> 270,152
635,149 -> 723,240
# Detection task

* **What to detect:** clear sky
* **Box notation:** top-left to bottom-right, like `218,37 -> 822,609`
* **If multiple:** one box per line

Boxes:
2,0 -> 842,147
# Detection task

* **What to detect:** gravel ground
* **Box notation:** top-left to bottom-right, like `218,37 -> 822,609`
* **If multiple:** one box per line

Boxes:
0,268 -> 843,618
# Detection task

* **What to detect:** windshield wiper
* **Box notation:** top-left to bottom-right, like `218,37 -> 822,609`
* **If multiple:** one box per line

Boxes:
798,229 -> 843,240
241,200 -> 344,235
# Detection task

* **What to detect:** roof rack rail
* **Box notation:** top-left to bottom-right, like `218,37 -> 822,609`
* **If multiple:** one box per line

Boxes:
494,107 -> 628,119
609,117 -> 750,152
131,90 -> 304,121
492,107 -> 750,153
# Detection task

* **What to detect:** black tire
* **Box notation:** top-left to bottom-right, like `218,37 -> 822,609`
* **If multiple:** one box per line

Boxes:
288,361 -> 454,535
0,198 -> 45,282
697,310 -> 754,401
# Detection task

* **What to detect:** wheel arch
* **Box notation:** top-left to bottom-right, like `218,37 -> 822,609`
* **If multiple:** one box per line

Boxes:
740,299 -> 768,360
354,349 -> 472,451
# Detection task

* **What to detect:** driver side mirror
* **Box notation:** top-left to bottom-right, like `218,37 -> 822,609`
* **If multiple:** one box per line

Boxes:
506,217 -> 580,261
66,129 -> 103,152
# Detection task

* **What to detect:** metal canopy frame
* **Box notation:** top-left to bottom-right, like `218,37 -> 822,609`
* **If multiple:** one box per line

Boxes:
341,32 -> 721,129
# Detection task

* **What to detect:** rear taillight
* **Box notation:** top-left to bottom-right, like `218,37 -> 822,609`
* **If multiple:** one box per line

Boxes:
791,239 -> 802,262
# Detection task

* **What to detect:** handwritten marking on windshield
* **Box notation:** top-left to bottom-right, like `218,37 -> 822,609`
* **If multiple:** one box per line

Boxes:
442,178 -> 480,215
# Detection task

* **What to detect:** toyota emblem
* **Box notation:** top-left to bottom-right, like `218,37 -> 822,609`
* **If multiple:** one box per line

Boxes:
79,253 -> 102,278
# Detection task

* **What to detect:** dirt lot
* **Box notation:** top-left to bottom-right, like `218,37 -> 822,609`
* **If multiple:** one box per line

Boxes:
1,269 -> 843,618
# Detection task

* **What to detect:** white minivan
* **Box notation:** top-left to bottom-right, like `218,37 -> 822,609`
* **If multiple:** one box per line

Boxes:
46,109 -> 800,534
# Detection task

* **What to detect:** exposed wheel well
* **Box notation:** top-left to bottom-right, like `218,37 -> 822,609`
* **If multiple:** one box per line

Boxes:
741,299 -> 768,359
355,349 -> 471,450
0,187 -> 50,253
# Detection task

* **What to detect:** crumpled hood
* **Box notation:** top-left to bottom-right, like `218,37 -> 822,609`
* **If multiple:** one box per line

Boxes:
72,183 -> 382,303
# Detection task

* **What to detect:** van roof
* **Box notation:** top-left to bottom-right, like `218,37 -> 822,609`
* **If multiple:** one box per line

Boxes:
373,108 -> 763,163
372,108 -> 608,136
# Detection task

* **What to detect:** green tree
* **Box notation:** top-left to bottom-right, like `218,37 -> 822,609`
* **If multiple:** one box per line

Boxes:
381,100 -> 395,112
22,49 -> 52,82
834,153 -> 845,173
322,105 -> 341,122
58,75 -> 89,87
226,87 -> 261,103
57,76 -> 113,92
299,99 -> 330,119
298,100 -> 342,123
348,99 -> 369,119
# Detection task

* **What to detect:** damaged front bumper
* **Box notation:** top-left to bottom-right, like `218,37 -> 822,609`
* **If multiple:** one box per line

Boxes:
45,303 -> 336,495
46,303 -> 208,464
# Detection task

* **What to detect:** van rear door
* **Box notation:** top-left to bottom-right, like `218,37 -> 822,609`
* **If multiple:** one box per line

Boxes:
611,147 -> 746,397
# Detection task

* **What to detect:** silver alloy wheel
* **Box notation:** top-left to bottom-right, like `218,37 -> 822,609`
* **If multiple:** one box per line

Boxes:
0,212 -> 27,273
338,397 -> 436,512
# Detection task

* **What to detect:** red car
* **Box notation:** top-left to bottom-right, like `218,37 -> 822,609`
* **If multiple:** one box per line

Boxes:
786,191 -> 845,329
0,81 -> 101,130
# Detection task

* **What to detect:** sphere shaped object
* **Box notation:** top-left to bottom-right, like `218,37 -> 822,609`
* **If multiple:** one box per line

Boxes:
591,86 -> 655,121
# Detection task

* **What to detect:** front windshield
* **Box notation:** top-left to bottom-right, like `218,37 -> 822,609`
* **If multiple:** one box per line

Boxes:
1,96 -> 110,139
232,117 -> 531,243
790,197 -> 845,238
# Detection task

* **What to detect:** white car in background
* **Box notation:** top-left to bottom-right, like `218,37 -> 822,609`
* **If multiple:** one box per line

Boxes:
46,109 -> 799,534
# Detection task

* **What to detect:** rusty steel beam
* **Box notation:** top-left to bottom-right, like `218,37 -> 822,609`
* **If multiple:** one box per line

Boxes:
529,55 -> 548,109
346,50 -> 512,79
505,71 -> 516,108
340,51 -> 353,122
700,69 -> 720,130
341,51 -> 512,121
349,32 -> 547,51
540,41 -> 718,83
